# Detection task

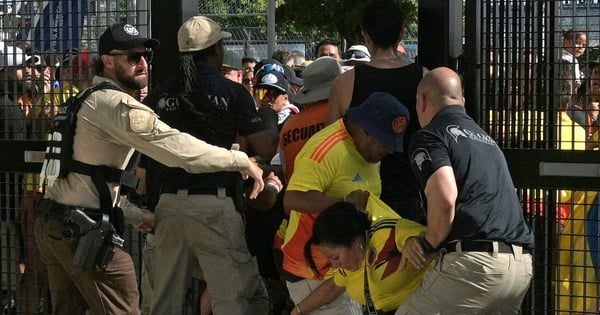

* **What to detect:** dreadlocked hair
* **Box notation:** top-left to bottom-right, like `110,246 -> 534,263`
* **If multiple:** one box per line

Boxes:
177,52 -> 243,148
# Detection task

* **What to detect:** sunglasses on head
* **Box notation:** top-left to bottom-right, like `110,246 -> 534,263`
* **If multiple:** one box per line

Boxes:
256,63 -> 284,75
108,50 -> 153,65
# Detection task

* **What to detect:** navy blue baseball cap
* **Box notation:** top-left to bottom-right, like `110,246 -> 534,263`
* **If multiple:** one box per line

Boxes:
99,23 -> 159,55
346,92 -> 410,153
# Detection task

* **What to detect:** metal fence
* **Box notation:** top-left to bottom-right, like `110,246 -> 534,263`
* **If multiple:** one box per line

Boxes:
1,0 -> 600,314
198,1 -> 317,64
473,0 -> 600,313
1,1 -> 151,313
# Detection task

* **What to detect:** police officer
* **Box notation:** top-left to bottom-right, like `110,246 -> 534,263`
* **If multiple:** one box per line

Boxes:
397,67 -> 534,314
34,23 -> 265,315
142,16 -> 278,315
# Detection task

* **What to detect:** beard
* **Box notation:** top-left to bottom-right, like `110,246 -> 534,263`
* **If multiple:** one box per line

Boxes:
114,63 -> 148,91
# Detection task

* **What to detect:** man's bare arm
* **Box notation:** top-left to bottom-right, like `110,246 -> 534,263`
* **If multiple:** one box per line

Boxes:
326,70 -> 355,125
284,190 -> 343,214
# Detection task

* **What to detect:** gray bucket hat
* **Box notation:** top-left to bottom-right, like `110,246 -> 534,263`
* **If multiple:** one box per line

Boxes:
291,56 -> 342,105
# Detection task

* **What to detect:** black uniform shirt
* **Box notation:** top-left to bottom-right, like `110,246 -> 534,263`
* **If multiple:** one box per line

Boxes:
144,64 -> 265,191
409,105 -> 534,249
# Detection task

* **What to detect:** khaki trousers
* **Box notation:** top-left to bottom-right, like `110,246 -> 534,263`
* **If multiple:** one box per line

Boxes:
149,193 -> 269,315
395,243 -> 533,315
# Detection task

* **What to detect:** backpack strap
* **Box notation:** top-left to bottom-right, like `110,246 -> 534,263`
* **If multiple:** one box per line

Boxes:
67,82 -> 126,212
69,160 -> 123,211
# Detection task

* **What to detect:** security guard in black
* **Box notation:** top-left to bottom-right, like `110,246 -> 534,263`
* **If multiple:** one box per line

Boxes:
409,105 -> 534,249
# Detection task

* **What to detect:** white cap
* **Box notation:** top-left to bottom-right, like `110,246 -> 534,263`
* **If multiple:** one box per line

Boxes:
343,45 -> 371,62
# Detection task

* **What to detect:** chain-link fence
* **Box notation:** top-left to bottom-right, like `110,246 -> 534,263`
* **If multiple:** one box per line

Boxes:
1,1 -> 151,313
199,1 -> 318,64
475,1 -> 600,313
2,0 -> 600,314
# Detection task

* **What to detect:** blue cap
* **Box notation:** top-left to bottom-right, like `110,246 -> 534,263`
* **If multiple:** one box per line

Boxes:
346,92 -> 409,152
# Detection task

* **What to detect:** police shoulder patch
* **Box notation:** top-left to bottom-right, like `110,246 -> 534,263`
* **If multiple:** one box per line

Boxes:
128,109 -> 155,133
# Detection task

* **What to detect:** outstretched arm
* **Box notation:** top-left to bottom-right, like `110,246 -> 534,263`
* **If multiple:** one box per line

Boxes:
284,190 -> 343,214
284,189 -> 368,214
240,160 -> 264,199
289,278 -> 346,315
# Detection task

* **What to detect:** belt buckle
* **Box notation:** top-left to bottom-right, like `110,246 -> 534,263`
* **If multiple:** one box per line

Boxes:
217,187 -> 226,199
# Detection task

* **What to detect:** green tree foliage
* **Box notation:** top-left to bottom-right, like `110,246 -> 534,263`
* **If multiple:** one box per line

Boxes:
276,0 -> 417,45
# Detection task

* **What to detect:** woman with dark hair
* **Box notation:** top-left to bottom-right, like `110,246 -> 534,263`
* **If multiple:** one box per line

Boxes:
290,194 -> 427,315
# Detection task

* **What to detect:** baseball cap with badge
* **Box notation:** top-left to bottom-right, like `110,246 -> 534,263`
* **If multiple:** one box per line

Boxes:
346,92 -> 409,153
98,23 -> 160,55
178,16 -> 232,52
255,70 -> 288,93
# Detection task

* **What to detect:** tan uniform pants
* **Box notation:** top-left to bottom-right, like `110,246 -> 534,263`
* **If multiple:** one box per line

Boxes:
395,243 -> 533,314
148,193 -> 269,315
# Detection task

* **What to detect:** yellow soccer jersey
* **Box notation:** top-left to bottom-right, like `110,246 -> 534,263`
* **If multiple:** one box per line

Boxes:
333,195 -> 428,312
283,119 -> 382,279
286,119 -> 382,198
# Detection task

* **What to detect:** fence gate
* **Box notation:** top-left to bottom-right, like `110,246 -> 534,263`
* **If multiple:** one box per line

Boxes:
461,0 -> 600,313
2,0 -> 600,314
0,1 -> 151,313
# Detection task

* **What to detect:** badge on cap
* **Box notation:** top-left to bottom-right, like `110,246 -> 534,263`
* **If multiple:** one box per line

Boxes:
261,73 -> 278,84
123,24 -> 140,36
392,117 -> 406,134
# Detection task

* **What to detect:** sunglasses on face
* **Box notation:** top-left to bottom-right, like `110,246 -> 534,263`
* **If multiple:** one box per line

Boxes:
256,63 -> 284,75
108,50 -> 153,65
255,88 -> 284,100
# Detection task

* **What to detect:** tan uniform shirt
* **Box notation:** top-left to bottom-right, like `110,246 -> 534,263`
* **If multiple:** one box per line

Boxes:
46,76 -> 249,209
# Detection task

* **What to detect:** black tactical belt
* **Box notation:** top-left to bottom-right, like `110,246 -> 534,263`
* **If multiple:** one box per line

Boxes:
37,199 -> 101,221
